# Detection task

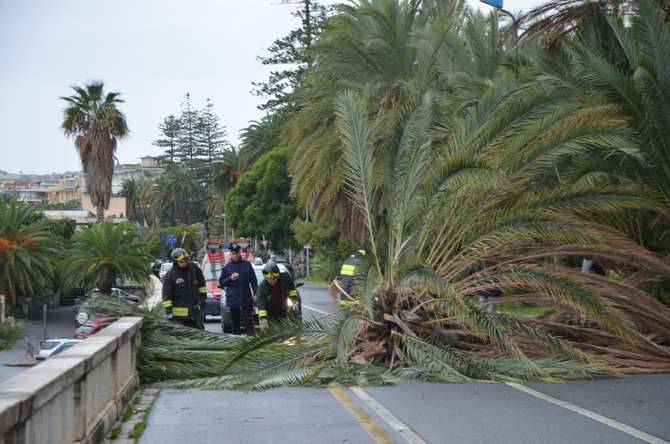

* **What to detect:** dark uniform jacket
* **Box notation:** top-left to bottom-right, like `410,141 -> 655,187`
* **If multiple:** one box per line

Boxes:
219,259 -> 257,308
162,262 -> 207,318
256,272 -> 297,319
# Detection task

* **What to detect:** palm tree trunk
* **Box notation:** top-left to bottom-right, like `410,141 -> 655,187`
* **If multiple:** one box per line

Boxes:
96,205 -> 104,223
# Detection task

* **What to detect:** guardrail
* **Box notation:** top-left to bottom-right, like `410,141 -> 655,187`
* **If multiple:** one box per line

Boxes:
0,317 -> 143,444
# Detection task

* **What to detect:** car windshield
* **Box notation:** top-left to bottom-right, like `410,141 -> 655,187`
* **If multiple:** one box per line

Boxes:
76,326 -> 94,334
40,340 -> 61,350
203,261 -> 224,281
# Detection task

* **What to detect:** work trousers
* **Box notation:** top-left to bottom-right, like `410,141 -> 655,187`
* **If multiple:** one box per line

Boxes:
230,302 -> 254,335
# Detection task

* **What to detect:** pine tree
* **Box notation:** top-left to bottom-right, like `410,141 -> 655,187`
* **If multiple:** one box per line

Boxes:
177,93 -> 201,167
251,0 -> 331,112
152,114 -> 181,163
198,98 -> 230,165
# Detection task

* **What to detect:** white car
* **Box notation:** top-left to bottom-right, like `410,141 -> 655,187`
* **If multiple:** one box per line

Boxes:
35,338 -> 83,361
159,262 -> 173,281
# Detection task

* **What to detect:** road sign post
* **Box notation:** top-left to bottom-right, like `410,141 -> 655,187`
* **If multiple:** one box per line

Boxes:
480,0 -> 516,22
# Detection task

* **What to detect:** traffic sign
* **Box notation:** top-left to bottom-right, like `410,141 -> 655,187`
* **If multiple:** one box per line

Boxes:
166,234 -> 177,247
481,0 -> 503,7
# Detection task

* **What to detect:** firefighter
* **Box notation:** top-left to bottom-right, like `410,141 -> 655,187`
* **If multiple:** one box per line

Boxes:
162,247 -> 207,329
337,249 -> 366,303
256,261 -> 298,328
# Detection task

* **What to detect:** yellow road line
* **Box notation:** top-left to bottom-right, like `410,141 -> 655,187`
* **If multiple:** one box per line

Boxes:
328,387 -> 395,444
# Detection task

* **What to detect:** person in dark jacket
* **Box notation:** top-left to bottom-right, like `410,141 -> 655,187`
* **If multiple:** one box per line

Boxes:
256,261 -> 298,328
219,243 -> 258,335
162,248 -> 207,329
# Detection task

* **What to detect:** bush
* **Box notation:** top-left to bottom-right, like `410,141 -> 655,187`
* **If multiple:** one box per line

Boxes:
0,321 -> 22,351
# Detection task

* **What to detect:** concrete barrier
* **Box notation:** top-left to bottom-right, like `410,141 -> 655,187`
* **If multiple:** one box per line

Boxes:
0,317 -> 143,444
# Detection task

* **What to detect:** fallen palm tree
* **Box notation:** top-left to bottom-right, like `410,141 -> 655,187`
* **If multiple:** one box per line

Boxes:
92,81 -> 670,389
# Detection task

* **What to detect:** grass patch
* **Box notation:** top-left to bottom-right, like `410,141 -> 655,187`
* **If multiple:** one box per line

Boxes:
128,407 -> 151,441
121,402 -> 135,422
109,426 -> 122,440
0,320 -> 23,351
498,304 -> 552,318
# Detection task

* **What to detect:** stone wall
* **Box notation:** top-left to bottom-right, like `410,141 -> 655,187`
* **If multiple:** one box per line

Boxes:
0,317 -> 143,444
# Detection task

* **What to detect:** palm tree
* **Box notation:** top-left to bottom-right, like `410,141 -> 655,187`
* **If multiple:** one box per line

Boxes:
333,87 -> 670,376
87,0 -> 670,388
0,200 -> 61,305
287,0 -> 470,236
519,0 -> 670,252
120,178 -> 140,222
239,113 -> 284,171
207,148 -> 241,217
152,166 -> 205,225
61,81 -> 129,223
65,222 -> 152,294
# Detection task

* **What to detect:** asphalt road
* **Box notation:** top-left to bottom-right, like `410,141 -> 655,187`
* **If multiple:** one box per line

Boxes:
203,282 -> 338,333
146,283 -> 670,444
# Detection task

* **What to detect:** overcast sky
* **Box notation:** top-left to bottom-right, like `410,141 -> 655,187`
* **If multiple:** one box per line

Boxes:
0,0 -> 544,174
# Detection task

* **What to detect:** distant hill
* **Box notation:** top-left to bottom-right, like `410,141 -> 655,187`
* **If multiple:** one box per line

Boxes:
0,170 -> 81,181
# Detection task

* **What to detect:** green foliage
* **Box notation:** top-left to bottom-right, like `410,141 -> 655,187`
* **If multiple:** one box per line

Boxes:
0,321 -> 22,351
146,224 -> 204,259
109,427 -> 121,440
153,114 -> 181,163
46,219 -> 76,241
251,0 -> 331,112
64,222 -> 152,293
239,113 -> 285,171
151,165 -> 207,225
0,200 -> 62,304
225,146 -> 297,251
34,200 -> 81,211
291,208 -> 358,279
91,296 -> 607,389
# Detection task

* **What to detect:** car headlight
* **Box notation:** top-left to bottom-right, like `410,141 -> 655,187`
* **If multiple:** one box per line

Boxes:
286,298 -> 293,308
77,312 -> 89,325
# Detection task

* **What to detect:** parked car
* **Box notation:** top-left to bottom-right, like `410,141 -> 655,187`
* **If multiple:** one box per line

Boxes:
35,338 -> 83,361
220,263 -> 303,333
111,288 -> 140,304
159,262 -> 173,281
73,320 -> 113,339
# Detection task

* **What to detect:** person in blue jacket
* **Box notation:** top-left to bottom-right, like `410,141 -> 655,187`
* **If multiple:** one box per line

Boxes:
219,243 -> 258,335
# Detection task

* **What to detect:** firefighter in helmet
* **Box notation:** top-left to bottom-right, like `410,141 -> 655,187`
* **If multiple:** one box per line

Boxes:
162,247 -> 207,329
256,261 -> 298,328
337,249 -> 366,306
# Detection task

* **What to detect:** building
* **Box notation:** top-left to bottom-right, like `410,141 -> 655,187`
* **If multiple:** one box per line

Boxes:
42,210 -> 91,224
111,156 -> 164,194
81,196 -> 127,219
0,180 -> 50,203
42,209 -> 128,225
46,176 -> 82,204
